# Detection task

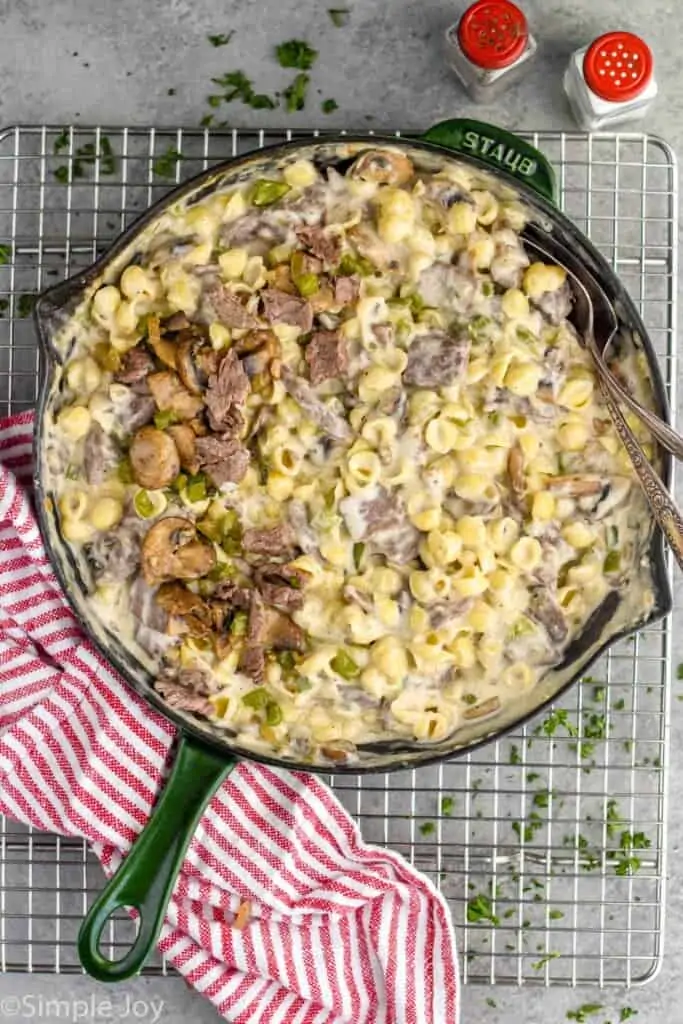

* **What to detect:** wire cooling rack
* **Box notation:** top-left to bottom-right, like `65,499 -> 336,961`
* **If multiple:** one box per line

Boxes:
0,125 -> 676,986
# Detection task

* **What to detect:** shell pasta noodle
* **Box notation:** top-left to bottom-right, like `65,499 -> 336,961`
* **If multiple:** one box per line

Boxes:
43,141 -> 659,765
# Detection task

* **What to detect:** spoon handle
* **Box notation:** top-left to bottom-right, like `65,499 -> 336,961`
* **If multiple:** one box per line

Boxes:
596,353 -> 683,460
598,375 -> 683,571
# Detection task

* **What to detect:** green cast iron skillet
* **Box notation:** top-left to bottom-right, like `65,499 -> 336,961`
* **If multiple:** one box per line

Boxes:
31,119 -> 673,982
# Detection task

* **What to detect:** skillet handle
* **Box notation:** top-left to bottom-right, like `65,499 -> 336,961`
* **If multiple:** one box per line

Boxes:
78,735 -> 236,982
422,118 -> 557,206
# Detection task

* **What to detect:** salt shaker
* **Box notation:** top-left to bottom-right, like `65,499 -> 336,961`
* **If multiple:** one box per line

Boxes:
563,31 -> 657,131
444,0 -> 537,102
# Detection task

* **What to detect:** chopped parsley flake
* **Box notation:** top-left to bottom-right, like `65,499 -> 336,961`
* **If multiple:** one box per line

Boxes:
539,708 -> 579,738
322,98 -> 338,114
284,72 -> 310,112
533,789 -> 551,809
467,893 -> 498,925
620,1010 -> 638,1022
17,293 -> 36,318
0,244 -> 11,265
531,951 -> 560,970
677,663 -> 683,680
208,32 -> 234,47
566,1005 -> 604,1023
276,39 -> 319,70
549,909 -> 564,920
328,8 -> 350,26
153,147 -> 182,178
211,70 -> 277,110
509,744 -> 521,765
614,830 -> 651,875
419,821 -> 435,837
613,697 -> 626,710
440,796 -> 454,816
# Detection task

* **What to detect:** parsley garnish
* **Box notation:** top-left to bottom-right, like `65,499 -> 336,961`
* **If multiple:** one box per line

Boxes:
328,8 -> 349,26
549,909 -> 564,920
0,299 -> 9,315
419,821 -> 435,836
322,98 -> 338,114
54,134 -> 116,181
210,71 -> 277,110
509,744 -> 521,765
276,39 -> 318,70
531,951 -> 560,970
614,830 -> 650,876
208,31 -> 234,47
153,147 -> 182,178
620,1010 -> 638,1022
606,799 -> 623,838
533,789 -> 551,809
17,294 -> 36,318
539,708 -> 579,738
677,663 -> 683,680
440,796 -> 454,816
167,87 -> 176,96
613,697 -> 626,710
467,893 -> 498,925
0,244 -> 11,265
284,72 -> 310,112
566,1005 -> 604,1022
486,998 -> 497,1009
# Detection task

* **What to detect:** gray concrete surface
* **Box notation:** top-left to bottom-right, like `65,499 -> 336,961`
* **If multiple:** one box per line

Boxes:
0,0 -> 681,1020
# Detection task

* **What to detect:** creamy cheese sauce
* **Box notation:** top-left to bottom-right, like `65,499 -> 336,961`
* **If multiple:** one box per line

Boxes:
44,143 -> 657,764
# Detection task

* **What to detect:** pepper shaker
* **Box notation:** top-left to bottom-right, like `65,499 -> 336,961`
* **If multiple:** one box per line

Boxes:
444,0 -> 538,102
563,31 -> 657,131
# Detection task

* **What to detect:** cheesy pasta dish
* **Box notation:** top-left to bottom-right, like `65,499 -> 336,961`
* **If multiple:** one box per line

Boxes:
44,143 -> 656,763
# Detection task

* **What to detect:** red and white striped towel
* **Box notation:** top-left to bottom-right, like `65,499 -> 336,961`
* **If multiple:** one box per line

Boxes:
0,412 -> 459,1024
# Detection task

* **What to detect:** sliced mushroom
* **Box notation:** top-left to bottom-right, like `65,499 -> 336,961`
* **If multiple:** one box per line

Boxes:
462,696 -> 501,721
349,149 -> 414,186
544,475 -> 604,498
527,589 -> 568,644
141,516 -> 216,586
129,426 -> 180,489
148,371 -> 204,421
155,581 -> 209,618
175,338 -> 219,395
507,442 -> 525,497
167,423 -> 200,475
147,315 -> 178,369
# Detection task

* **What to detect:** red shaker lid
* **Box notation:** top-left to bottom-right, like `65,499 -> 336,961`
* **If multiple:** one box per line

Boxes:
458,0 -> 529,70
583,31 -> 654,102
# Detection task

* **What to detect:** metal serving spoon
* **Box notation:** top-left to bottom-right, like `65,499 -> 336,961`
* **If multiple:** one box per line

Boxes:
524,228 -> 683,460
523,232 -> 683,571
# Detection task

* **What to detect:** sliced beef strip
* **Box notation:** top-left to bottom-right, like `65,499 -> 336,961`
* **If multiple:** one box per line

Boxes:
296,225 -> 342,265
242,523 -> 297,557
287,500 -> 319,555
123,392 -> 157,431
340,485 -> 420,565
195,434 -> 250,486
114,345 -> 155,385
205,282 -> 259,329
404,330 -> 470,388
85,519 -> 145,582
527,589 -> 569,645
213,579 -> 252,609
155,668 -> 214,717
239,593 -> 267,682
334,275 -> 360,306
221,213 -> 287,255
261,289 -> 313,333
305,330 -> 348,385
205,349 -> 249,433
261,608 -> 307,651
280,368 -> 352,442
238,644 -> 265,683
254,563 -> 309,612
83,422 -> 120,485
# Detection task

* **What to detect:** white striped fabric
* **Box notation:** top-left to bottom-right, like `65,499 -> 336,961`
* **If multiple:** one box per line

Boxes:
0,413 -> 459,1023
